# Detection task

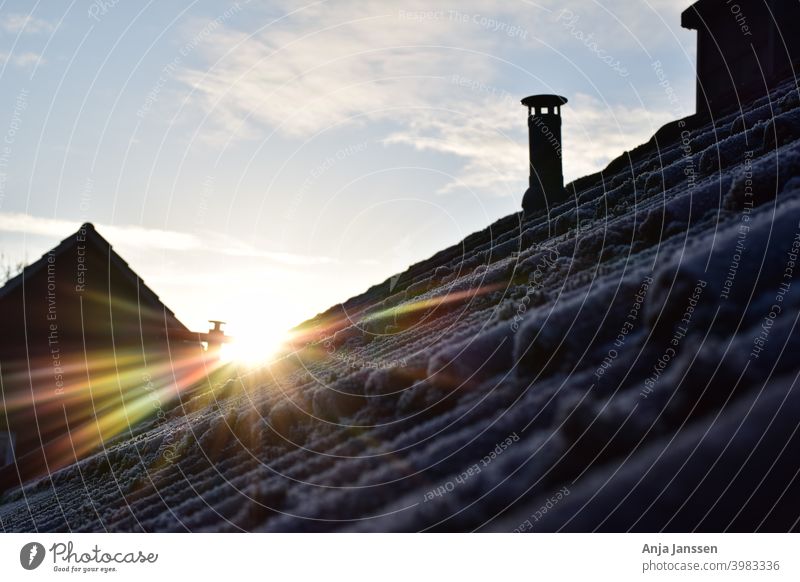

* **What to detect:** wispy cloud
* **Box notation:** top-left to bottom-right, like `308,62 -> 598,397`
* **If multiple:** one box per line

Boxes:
383,92 -> 673,193
174,0 -> 686,194
0,213 -> 334,266
0,51 -> 44,68
176,6 -> 496,137
0,14 -> 55,35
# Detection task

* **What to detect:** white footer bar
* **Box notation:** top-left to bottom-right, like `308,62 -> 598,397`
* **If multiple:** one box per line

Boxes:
1,533 -> 796,581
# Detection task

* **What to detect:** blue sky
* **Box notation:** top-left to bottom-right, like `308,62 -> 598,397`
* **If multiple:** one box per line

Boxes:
0,0 -> 697,346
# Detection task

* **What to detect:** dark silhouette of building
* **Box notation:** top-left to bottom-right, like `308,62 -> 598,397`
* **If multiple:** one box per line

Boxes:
205,320 -> 229,360
521,94 -> 568,216
682,0 -> 800,119
0,223 -> 228,491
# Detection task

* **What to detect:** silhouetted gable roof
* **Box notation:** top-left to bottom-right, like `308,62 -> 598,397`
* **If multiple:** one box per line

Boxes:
0,222 -> 189,333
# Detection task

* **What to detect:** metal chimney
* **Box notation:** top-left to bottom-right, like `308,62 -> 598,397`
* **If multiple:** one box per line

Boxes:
521,94 -> 568,216
205,320 -> 228,360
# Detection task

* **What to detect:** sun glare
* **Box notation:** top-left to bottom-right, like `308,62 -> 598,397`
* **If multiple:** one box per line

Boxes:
218,323 -> 289,367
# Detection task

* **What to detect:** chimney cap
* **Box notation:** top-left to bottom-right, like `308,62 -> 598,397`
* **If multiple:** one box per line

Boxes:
208,320 -> 226,332
521,94 -> 568,108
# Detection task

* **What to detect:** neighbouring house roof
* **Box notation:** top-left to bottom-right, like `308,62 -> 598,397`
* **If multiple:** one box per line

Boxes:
0,222 -> 189,334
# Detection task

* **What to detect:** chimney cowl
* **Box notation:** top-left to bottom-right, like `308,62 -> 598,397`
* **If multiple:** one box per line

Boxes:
520,94 -> 568,109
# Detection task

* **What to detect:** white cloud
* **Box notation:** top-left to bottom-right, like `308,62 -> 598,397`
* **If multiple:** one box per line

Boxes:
383,92 -> 673,192
0,212 -> 334,266
381,97 -> 525,195
176,6 -> 497,137
174,0 -> 685,194
565,93 -> 674,177
0,14 -> 55,35
0,51 -> 44,68
550,0 -> 691,52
